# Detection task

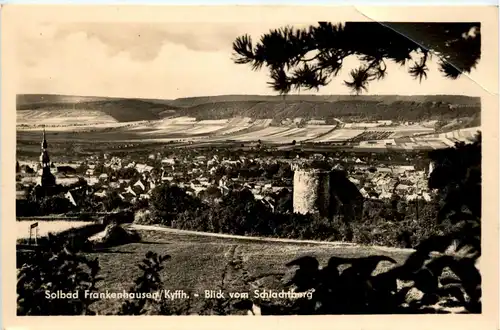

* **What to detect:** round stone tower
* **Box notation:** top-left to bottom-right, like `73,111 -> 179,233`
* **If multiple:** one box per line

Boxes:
292,165 -> 331,217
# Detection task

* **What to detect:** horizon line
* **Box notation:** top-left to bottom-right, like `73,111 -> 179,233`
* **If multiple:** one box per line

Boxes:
16,92 -> 482,101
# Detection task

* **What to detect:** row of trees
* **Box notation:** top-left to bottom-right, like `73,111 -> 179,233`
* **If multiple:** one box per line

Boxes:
143,177 -> 450,249
214,161 -> 293,181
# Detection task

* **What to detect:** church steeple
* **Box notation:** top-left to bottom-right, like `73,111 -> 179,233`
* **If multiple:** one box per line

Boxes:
39,127 -> 56,188
42,128 -> 48,149
40,127 -> 50,167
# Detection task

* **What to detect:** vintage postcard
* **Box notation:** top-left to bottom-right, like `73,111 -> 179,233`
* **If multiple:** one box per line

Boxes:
1,5 -> 498,330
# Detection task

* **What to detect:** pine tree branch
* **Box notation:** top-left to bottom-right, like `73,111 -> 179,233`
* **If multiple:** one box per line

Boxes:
233,22 -> 480,94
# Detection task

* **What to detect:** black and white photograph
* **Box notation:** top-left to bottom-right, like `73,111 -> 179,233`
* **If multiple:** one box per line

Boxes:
3,5 -> 497,324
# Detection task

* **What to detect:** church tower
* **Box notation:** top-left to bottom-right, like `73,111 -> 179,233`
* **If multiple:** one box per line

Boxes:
39,128 -> 56,187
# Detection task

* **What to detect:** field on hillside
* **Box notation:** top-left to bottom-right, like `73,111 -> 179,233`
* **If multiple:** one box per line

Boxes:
16,117 -> 434,141
353,127 -> 481,150
17,110 -> 118,126
85,228 -> 413,315
17,118 -> 480,156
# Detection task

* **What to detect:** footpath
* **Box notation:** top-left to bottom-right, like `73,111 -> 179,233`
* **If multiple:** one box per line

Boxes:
127,223 -> 418,254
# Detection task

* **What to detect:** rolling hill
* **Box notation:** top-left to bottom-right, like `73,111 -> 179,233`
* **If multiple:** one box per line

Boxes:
165,94 -> 481,108
17,95 -> 179,123
182,99 -> 481,122
17,94 -> 481,125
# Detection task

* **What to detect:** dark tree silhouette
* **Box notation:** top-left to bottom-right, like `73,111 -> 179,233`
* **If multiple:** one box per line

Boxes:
119,252 -> 171,315
17,234 -> 101,315
103,190 -> 126,212
149,183 -> 201,224
428,132 -> 481,225
232,22 -> 481,94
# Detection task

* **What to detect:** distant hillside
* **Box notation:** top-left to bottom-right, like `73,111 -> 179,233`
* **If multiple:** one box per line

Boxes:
17,94 -> 480,124
181,99 -> 480,122
17,94 -> 113,106
17,95 -> 178,122
167,94 -> 481,108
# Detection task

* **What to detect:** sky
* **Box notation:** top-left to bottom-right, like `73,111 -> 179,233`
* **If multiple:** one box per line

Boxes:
15,21 -> 488,99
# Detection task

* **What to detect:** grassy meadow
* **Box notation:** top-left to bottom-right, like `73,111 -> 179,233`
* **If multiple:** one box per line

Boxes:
86,228 -> 413,315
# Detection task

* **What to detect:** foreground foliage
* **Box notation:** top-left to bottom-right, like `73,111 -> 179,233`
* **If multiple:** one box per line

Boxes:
118,251 -> 172,315
230,220 -> 480,315
17,234 -> 101,315
233,22 -> 480,94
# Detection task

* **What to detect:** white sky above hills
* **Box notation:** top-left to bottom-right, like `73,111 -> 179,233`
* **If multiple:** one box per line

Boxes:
16,21 -> 488,99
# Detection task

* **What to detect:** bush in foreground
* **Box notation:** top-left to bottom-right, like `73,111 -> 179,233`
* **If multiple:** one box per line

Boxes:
17,234 -> 101,315
92,223 -> 141,249
231,223 -> 481,315
118,251 -> 172,315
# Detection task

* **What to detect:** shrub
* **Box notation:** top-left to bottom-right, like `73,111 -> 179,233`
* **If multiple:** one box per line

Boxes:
103,210 -> 134,225
93,223 -> 141,249
132,198 -> 150,211
149,184 -> 201,224
102,190 -> 127,212
17,234 -> 102,315
134,209 -> 153,224
118,251 -> 172,315
16,199 -> 40,217
233,225 -> 481,315
39,196 -> 72,215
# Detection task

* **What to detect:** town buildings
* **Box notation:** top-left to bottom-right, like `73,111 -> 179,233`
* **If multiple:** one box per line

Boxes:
16,135 -> 436,214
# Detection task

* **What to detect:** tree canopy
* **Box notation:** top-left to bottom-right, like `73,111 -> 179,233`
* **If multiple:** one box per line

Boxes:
428,132 -> 481,224
232,22 -> 481,94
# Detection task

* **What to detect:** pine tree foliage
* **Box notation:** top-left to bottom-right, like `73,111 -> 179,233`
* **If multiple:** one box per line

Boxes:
232,22 -> 481,94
